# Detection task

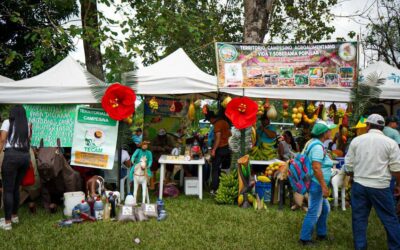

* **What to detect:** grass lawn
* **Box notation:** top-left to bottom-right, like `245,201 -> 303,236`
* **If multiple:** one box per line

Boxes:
0,193 -> 388,250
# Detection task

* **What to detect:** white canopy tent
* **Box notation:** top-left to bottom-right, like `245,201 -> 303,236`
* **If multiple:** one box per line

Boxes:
0,75 -> 14,83
361,61 -> 400,100
123,48 -> 217,98
0,56 -> 102,104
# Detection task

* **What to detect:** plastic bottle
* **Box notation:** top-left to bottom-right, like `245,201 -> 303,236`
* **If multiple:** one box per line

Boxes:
103,198 -> 111,221
125,193 -> 135,206
157,199 -> 164,215
93,198 -> 104,220
109,194 -> 116,219
79,200 -> 90,215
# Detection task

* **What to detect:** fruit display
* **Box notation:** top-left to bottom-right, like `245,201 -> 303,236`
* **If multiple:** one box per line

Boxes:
194,99 -> 202,107
221,96 -> 232,108
149,96 -> 159,112
282,99 -> 289,118
264,161 -> 287,178
267,104 -> 277,119
257,101 -> 264,115
215,169 -> 239,205
249,142 -> 277,161
253,195 -> 267,210
291,102 -> 304,125
264,98 -> 270,110
188,100 -> 195,121
257,175 -> 271,183
306,101 -> 316,114
122,114 -> 133,125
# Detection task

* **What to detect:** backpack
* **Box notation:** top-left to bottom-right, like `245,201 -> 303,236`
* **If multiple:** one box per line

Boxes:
287,140 -> 325,195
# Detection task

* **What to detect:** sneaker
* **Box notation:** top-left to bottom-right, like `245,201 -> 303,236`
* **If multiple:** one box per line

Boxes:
299,239 -> 315,246
316,235 -> 334,241
11,217 -> 19,224
0,219 -> 12,231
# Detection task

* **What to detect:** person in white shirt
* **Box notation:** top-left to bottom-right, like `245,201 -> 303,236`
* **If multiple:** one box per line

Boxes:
0,105 -> 31,231
345,114 -> 400,250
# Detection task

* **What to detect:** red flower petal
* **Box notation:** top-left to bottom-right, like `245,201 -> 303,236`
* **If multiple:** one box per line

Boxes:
101,83 -> 136,120
225,97 -> 258,129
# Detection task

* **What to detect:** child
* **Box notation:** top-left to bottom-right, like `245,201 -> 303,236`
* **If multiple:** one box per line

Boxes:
129,141 -> 153,182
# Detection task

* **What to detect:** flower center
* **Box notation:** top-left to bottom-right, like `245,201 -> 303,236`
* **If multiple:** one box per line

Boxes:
110,98 -> 119,108
238,103 -> 247,113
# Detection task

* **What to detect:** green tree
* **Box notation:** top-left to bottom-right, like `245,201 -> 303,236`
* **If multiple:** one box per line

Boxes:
0,0 -> 79,79
244,0 -> 338,43
126,0 -> 243,74
363,0 -> 400,68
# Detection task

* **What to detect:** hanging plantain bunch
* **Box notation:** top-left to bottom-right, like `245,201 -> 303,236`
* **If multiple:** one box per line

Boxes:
350,72 -> 384,127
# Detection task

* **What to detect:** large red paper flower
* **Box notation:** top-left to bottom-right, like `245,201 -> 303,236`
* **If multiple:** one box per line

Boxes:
225,97 -> 258,129
101,83 -> 136,120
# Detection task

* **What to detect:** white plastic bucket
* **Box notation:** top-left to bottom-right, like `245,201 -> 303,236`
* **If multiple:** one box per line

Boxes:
64,191 -> 85,216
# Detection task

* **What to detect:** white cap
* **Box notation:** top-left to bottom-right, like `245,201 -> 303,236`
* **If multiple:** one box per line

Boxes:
158,128 -> 167,136
366,114 -> 385,126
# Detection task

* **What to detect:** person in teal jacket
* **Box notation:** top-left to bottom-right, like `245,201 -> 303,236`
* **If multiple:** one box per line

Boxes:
130,141 -> 153,180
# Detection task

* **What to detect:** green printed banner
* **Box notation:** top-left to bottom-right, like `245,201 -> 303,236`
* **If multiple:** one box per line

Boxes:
216,42 -> 358,88
24,104 -> 77,147
71,107 -> 118,170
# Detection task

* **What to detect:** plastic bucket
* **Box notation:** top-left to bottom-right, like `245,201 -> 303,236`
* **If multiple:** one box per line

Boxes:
255,181 -> 272,202
335,157 -> 345,169
64,191 -> 85,217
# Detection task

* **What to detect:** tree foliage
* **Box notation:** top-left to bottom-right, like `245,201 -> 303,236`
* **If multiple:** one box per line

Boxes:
363,0 -> 400,68
244,0 -> 337,43
126,0 -> 242,74
0,0 -> 78,79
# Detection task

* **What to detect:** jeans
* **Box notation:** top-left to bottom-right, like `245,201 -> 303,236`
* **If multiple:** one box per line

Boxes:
211,146 -> 231,191
351,182 -> 400,250
300,181 -> 330,241
1,149 -> 30,220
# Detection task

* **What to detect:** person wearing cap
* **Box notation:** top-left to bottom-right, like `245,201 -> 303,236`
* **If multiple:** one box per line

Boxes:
345,114 -> 400,250
130,141 -> 153,181
300,120 -> 336,246
383,116 -> 400,146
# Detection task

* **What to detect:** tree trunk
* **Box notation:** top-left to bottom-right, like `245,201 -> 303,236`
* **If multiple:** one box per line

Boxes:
243,0 -> 275,43
80,0 -> 104,80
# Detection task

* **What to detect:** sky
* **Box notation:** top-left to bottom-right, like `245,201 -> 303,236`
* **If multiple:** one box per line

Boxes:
69,0 -> 378,69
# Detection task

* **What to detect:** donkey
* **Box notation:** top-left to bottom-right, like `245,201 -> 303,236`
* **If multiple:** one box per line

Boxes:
133,156 -> 150,205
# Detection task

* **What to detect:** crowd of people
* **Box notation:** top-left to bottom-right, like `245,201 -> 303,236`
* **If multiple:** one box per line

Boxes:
1,104 -> 400,250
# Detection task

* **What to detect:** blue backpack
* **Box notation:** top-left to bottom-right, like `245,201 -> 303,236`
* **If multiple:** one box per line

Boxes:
288,141 -> 324,195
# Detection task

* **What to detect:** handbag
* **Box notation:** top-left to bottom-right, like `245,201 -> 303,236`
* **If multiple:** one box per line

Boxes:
22,161 -> 35,186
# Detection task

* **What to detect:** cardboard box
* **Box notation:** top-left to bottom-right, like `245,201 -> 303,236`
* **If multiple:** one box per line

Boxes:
184,177 -> 199,195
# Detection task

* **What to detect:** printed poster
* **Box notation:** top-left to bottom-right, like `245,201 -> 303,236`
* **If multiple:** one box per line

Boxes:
24,104 -> 77,147
216,42 -> 358,88
71,107 -> 118,170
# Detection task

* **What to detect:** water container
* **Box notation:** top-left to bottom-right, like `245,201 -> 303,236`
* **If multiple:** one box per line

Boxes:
94,198 -> 104,220
64,191 -> 85,217
79,200 -> 90,215
125,193 -> 135,206
255,181 -> 272,203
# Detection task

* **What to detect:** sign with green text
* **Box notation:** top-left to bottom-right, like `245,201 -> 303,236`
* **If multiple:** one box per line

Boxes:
24,104 -> 77,147
216,42 -> 358,88
71,107 -> 118,170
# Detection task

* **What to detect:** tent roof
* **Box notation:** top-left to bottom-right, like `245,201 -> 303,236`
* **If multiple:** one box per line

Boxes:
362,61 -> 400,100
0,75 -> 14,83
124,48 -> 217,97
0,56 -> 102,104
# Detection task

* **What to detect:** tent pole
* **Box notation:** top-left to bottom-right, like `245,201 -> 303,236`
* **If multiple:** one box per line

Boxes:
240,88 -> 245,157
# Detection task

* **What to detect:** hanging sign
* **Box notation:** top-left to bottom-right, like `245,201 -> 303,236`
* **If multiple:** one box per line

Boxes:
24,104 -> 76,147
216,42 -> 358,88
71,107 -> 118,170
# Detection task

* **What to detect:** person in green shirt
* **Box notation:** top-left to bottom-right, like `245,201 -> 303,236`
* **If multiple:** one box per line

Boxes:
130,141 -> 153,180
383,116 -> 400,145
